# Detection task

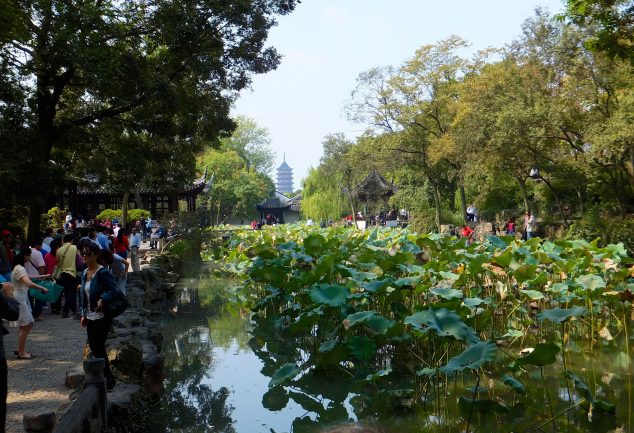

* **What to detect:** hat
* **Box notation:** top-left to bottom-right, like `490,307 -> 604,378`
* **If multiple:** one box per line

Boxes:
1,230 -> 11,237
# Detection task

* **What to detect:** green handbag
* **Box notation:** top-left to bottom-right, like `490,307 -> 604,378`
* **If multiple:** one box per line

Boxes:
30,279 -> 64,303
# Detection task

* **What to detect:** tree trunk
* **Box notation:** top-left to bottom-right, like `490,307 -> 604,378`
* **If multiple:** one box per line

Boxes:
121,192 -> 130,228
458,182 -> 467,224
26,203 -> 43,245
516,177 -> 530,213
432,182 -> 442,232
540,176 -> 568,228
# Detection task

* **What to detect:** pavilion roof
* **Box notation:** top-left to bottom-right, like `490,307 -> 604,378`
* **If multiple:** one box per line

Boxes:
348,169 -> 397,202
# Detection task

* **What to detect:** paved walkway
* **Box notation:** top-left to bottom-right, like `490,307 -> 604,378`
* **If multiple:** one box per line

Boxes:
4,311 -> 86,433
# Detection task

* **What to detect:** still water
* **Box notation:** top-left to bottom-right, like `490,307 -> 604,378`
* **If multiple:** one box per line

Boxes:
152,269 -> 633,433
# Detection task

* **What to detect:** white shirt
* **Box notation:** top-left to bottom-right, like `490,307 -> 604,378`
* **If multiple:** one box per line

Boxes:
83,266 -> 105,321
130,233 -> 142,248
25,248 -> 45,276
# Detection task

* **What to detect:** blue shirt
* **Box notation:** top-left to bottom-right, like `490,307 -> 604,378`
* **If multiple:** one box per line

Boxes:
130,233 -> 142,248
96,232 -> 110,251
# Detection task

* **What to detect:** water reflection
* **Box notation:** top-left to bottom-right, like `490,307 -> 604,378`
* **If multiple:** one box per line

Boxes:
155,272 -> 633,433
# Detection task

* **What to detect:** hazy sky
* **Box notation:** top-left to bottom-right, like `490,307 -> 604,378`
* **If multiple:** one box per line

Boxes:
233,0 -> 565,189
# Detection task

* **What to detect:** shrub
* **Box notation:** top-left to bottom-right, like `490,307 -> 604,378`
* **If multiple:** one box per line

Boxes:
566,209 -> 634,254
128,209 -> 151,221
96,209 -> 121,221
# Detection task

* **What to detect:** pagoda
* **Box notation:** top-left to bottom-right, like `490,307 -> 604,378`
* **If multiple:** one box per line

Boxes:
276,154 -> 294,193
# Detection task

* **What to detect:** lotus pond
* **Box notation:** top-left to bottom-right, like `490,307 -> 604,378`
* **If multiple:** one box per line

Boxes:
156,226 -> 634,433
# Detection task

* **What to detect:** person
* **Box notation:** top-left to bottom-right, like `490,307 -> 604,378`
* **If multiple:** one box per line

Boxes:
24,239 -> 46,320
505,218 -> 516,235
96,226 -> 110,251
110,247 -> 130,295
129,228 -> 142,272
524,211 -> 536,239
461,224 -> 474,242
78,241 -> 118,390
466,204 -> 476,222
150,224 -> 166,250
75,216 -> 86,229
11,246 -> 48,359
0,231 -> 13,282
306,217 -> 314,226
56,234 -> 78,318
0,281 -> 19,431
113,228 -> 129,259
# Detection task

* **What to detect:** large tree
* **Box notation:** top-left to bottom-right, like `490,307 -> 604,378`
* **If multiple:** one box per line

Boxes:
0,0 -> 298,237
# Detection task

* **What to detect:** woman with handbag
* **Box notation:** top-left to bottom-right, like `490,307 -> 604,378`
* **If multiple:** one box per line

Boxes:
11,246 -> 48,359
77,240 -> 118,390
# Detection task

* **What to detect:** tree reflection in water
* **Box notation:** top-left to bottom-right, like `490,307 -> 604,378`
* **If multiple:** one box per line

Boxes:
154,276 -> 239,433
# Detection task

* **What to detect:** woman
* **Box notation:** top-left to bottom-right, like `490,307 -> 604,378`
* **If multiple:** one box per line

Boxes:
77,240 -> 117,390
113,229 -> 129,259
11,246 -> 48,359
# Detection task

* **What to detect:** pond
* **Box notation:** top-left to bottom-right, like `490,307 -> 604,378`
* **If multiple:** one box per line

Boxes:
151,267 -> 633,433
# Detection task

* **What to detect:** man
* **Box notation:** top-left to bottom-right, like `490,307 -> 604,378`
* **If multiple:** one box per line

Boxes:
0,281 -> 19,432
466,204 -> 476,222
96,226 -> 110,251
56,234 -> 78,318
129,228 -> 142,272
461,225 -> 474,243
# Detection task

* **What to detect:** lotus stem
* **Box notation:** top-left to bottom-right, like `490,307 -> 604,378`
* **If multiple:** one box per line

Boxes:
465,373 -> 480,433
540,366 -> 556,433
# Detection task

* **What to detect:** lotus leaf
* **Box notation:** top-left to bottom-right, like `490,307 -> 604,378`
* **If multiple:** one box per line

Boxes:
537,307 -> 585,324
547,282 -> 570,294
269,363 -> 301,387
303,233 -> 327,255
520,289 -> 545,300
439,271 -> 460,282
404,308 -> 479,344
463,297 -> 486,308
430,287 -> 463,300
576,274 -> 606,291
488,235 -> 510,249
344,311 -> 395,334
511,343 -> 559,368
513,265 -> 538,283
393,276 -> 421,288
493,250 -> 513,267
347,335 -> 377,362
361,277 -> 393,293
314,254 -> 337,281
458,397 -> 509,415
364,368 -> 392,382
319,339 -> 337,353
439,340 -> 497,374
309,284 -> 349,307
498,329 -> 523,340
502,374 -> 526,395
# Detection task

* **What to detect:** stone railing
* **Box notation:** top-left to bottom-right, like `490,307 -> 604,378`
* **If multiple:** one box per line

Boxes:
25,358 -> 107,433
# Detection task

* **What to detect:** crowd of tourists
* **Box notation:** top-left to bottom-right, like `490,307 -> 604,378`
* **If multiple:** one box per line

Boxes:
0,212 -> 161,429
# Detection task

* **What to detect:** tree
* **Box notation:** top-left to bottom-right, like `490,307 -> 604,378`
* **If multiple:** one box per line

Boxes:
198,149 -> 274,225
220,115 -> 275,174
0,0 -> 299,238
562,0 -> 634,63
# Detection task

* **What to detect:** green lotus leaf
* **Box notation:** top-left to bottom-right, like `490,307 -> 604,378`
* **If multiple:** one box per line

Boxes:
319,339 -> 337,353
344,311 -> 395,334
492,250 -> 513,267
512,343 -> 560,368
593,400 -> 617,414
288,391 -> 325,415
513,264 -> 538,283
488,235 -> 510,249
310,284 -> 349,307
246,244 -> 277,259
502,374 -> 526,395
269,363 -> 301,387
537,306 -> 586,324
440,340 -> 497,374
416,367 -> 439,376
361,277 -> 393,293
347,335 -> 377,362
405,308 -> 479,344
458,396 -> 509,415
303,233 -> 327,255
262,386 -> 289,411
314,254 -> 337,281
431,287 -> 463,300
393,276 -> 421,288
547,282 -> 570,294
520,289 -> 545,300
498,329 -> 523,340
364,368 -> 392,382
439,271 -> 460,281
564,370 -> 593,402
463,297 -> 486,308
576,274 -> 606,291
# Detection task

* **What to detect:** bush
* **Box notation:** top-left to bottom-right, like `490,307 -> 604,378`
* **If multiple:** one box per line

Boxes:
128,209 -> 151,221
96,208 -> 151,223
566,209 -> 634,254
96,209 -> 121,221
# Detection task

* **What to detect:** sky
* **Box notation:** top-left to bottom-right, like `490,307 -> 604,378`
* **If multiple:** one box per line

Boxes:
232,0 -> 566,189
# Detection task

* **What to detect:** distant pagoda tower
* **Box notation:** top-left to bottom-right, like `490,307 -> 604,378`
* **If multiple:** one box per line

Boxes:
276,153 -> 294,193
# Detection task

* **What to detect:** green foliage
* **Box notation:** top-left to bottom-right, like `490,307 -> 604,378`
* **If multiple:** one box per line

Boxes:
128,209 -> 151,221
45,207 -> 65,229
95,208 -> 150,222
566,209 -> 634,254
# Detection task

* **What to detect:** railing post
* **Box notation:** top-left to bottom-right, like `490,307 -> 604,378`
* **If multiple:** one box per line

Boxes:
83,358 -> 107,429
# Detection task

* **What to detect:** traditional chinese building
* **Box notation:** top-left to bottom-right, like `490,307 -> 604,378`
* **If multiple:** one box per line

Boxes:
256,191 -> 301,224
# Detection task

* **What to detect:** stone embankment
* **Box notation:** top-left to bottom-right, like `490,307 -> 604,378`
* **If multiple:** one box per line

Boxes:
6,255 -> 179,433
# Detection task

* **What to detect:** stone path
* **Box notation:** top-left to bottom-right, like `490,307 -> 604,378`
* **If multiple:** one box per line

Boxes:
4,311 -> 86,433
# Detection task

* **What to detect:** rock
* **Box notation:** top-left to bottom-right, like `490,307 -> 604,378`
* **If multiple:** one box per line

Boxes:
142,353 -> 165,398
23,411 -> 56,433
108,338 -> 143,379
64,365 -> 85,389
